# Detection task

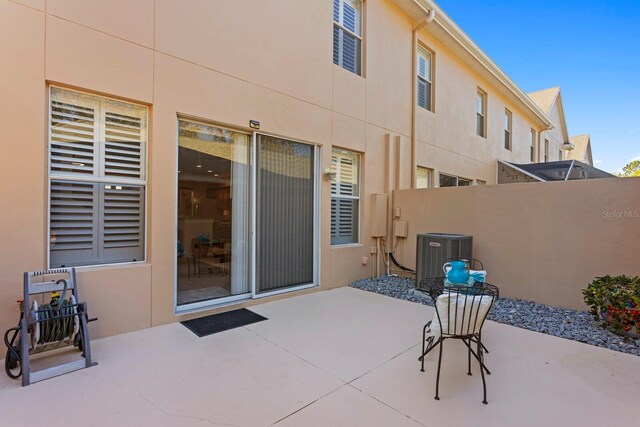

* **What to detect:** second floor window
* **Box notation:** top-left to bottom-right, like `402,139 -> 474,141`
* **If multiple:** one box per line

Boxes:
417,46 -> 433,111
559,150 -> 563,160
544,139 -> 549,162
333,0 -> 362,76
476,89 -> 486,137
504,109 -> 512,150
530,129 -> 536,162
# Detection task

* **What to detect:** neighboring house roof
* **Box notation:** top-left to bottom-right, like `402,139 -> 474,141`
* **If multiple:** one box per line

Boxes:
567,134 -> 593,166
527,87 -> 560,115
498,160 -> 614,184
390,0 -> 553,130
528,86 -> 570,147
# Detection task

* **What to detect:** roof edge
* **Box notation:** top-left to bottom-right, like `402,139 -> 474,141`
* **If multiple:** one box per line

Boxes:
412,0 -> 554,129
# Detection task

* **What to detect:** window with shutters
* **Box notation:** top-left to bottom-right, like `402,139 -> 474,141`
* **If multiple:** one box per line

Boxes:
417,46 -> 433,111
333,0 -> 363,76
48,87 -> 147,268
331,148 -> 360,245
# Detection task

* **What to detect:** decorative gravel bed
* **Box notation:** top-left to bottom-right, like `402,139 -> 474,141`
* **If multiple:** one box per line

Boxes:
350,276 -> 640,356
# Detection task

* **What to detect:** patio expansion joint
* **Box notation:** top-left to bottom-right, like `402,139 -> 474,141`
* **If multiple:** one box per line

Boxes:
250,319 -> 425,427
81,371 -> 240,427
135,388 -> 240,427
270,383 -> 346,425
344,342 -> 427,427
241,325 -> 347,383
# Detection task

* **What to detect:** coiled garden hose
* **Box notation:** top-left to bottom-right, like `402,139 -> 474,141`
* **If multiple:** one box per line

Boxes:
4,314 -> 22,379
36,279 -> 76,346
3,279 -> 78,379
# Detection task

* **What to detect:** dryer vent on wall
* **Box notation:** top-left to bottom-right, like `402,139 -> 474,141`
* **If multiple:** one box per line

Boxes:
416,233 -> 473,285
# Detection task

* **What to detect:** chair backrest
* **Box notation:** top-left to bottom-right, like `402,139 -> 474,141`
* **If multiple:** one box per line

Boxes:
421,277 -> 498,338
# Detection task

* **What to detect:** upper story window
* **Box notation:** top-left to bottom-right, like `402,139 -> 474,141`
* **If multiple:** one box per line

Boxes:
530,129 -> 536,162
476,89 -> 487,138
416,166 -> 434,188
417,46 -> 433,111
48,87 -> 147,268
544,139 -> 549,162
331,148 -> 360,245
333,0 -> 363,76
559,150 -> 563,160
504,109 -> 512,150
476,180 -> 486,185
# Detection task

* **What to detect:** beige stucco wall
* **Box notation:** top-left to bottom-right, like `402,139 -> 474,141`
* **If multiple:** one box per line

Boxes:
392,178 -> 640,310
415,32 -> 543,185
0,0 -> 559,338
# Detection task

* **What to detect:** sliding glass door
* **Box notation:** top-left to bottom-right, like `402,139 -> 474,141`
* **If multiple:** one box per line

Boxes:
177,120 -> 250,306
176,124 -> 318,309
255,135 -> 317,295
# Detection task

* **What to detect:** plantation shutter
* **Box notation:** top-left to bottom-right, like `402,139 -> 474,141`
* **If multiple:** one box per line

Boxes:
102,102 -> 146,180
99,184 -> 145,263
50,90 -> 99,177
332,0 -> 362,75
50,180 -> 99,267
330,150 -> 359,245
48,87 -> 147,268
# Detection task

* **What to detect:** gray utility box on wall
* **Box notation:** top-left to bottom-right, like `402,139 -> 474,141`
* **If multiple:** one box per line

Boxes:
416,233 -> 473,285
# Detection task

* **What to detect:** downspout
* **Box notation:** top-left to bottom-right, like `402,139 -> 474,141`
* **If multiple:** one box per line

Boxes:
411,5 -> 435,187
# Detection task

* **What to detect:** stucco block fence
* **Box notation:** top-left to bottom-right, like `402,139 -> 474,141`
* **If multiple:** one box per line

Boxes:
391,178 -> 640,310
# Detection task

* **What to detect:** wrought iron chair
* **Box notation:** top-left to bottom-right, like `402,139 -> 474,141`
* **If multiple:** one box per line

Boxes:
418,277 -> 499,404
442,258 -> 496,355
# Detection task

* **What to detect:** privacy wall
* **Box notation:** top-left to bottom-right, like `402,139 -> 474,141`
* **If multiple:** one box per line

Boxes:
393,178 -> 640,310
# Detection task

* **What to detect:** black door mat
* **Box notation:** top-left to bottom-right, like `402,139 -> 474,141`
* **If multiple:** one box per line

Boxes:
181,308 -> 268,337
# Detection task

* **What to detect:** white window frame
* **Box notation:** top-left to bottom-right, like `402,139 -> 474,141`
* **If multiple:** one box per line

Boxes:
477,88 -> 487,138
417,45 -> 433,111
333,0 -> 363,76
530,129 -> 536,162
544,139 -> 549,162
47,86 -> 148,269
439,173 -> 472,188
331,148 -> 361,246
416,166 -> 434,188
504,109 -> 512,150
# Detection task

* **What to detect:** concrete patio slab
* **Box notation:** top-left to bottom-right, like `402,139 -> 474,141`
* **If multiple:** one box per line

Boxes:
351,314 -> 640,427
1,287 -> 638,427
276,384 -> 421,426
246,287 -> 427,381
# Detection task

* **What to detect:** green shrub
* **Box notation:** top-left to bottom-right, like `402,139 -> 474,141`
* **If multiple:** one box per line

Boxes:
583,275 -> 640,337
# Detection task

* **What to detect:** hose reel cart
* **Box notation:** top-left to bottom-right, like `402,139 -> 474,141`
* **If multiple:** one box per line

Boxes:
4,268 -> 97,386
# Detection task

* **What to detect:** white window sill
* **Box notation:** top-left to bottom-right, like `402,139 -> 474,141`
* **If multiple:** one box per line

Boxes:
55,260 -> 149,272
331,243 -> 363,249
